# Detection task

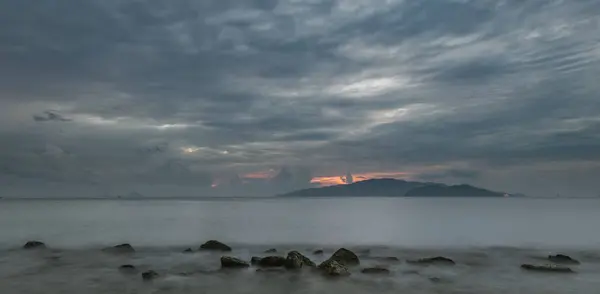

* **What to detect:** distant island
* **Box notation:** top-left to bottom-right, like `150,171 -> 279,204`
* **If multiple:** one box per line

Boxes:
279,178 -> 507,197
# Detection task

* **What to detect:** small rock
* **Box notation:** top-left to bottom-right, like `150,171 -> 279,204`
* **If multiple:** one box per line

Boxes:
199,240 -> 232,252
103,243 -> 135,254
429,277 -> 443,283
548,254 -> 580,264
221,256 -> 250,268
251,256 -> 262,265
318,259 -> 350,276
284,251 -> 316,269
329,248 -> 360,266
313,249 -> 324,255
119,264 -> 137,273
258,256 -> 286,267
142,270 -> 159,280
264,248 -> 277,253
23,241 -> 46,250
183,248 -> 193,253
521,264 -> 574,273
361,267 -> 390,274
407,256 -> 455,265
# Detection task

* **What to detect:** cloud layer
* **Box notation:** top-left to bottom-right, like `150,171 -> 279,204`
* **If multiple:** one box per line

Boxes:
1,0 -> 600,197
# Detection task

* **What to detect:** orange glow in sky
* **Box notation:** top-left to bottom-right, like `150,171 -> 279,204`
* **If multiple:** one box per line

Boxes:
311,171 -> 412,186
243,169 -> 277,179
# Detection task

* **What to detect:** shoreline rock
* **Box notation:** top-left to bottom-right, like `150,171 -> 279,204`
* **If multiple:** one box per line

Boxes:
199,240 -> 232,252
221,256 -> 250,268
407,256 -> 455,265
313,249 -> 324,255
284,251 -> 316,269
23,241 -> 46,250
318,259 -> 350,276
548,254 -> 580,265
103,243 -> 135,254
521,264 -> 574,273
329,248 -> 360,266
257,256 -> 286,267
142,270 -> 159,280
264,248 -> 277,253
361,267 -> 390,274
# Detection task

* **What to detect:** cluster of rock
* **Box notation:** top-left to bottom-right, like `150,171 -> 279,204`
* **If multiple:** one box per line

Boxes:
21,240 -> 582,280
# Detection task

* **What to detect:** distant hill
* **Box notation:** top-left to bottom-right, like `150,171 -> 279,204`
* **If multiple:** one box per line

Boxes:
279,178 -> 505,197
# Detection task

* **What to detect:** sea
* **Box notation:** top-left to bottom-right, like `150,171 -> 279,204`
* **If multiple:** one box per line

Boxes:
1,197 -> 599,294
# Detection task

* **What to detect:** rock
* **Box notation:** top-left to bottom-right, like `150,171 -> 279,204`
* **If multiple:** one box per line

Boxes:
183,248 -> 193,253
220,256 -> 250,268
521,264 -> 574,273
142,270 -> 159,280
318,259 -> 350,276
23,241 -> 46,249
313,249 -> 324,255
284,251 -> 316,269
258,256 -> 286,267
119,264 -> 137,273
264,248 -> 277,253
329,248 -> 360,266
372,256 -> 400,261
548,254 -> 580,264
251,256 -> 262,265
199,240 -> 232,252
407,256 -> 455,265
361,267 -> 390,274
103,243 -> 135,254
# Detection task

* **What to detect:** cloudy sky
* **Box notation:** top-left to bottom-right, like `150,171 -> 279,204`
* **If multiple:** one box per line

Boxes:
1,0 -> 600,197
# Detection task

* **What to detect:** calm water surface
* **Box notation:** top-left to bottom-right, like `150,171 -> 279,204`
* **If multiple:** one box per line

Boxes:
0,197 -> 599,294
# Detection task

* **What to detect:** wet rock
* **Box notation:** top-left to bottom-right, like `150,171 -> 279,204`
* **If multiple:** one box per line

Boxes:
183,248 -> 193,253
284,251 -> 316,269
199,240 -> 232,252
548,254 -> 580,264
102,243 -> 135,254
373,256 -> 400,261
407,256 -> 455,265
221,256 -> 250,268
318,259 -> 350,276
119,264 -> 137,273
329,248 -> 360,266
361,267 -> 390,274
23,241 -> 46,250
142,270 -> 159,281
521,264 -> 574,273
313,249 -> 324,255
258,256 -> 286,267
251,256 -> 262,265
264,248 -> 277,253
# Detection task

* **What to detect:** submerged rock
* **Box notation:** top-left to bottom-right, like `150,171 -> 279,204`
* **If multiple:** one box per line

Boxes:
313,249 -> 324,255
199,240 -> 232,252
251,256 -> 262,265
221,256 -> 250,268
183,248 -> 193,253
284,251 -> 316,269
264,248 -> 278,253
318,259 -> 350,276
142,270 -> 159,280
521,264 -> 574,273
407,256 -> 455,265
119,264 -> 137,273
23,241 -> 46,250
548,254 -> 580,264
258,256 -> 286,267
361,267 -> 390,274
103,243 -> 135,254
329,248 -> 360,266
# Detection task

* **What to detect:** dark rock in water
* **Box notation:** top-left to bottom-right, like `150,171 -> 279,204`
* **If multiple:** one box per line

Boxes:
104,243 -> 135,254
183,248 -> 193,253
23,241 -> 46,249
318,259 -> 350,276
429,277 -> 443,283
258,256 -> 286,267
142,270 -> 159,280
199,240 -> 232,251
313,249 -> 324,255
521,264 -> 574,273
548,254 -> 580,264
407,256 -> 455,265
372,256 -> 400,261
329,248 -> 360,266
220,256 -> 250,268
284,251 -> 316,269
251,256 -> 262,265
361,267 -> 390,274
119,264 -> 137,273
264,248 -> 277,253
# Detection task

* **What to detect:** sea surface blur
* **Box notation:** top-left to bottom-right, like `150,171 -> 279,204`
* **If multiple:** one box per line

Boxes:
1,197 -> 599,293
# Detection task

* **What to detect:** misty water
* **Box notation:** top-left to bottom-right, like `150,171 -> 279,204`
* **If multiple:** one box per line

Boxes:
1,197 -> 600,293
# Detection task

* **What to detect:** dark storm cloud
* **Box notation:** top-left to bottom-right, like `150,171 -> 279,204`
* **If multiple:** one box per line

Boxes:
1,0 -> 600,197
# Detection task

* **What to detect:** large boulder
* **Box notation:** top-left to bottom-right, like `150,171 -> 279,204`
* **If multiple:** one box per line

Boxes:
23,241 -> 46,250
220,256 -> 250,268
258,256 -> 286,267
361,267 -> 391,274
521,264 -> 574,273
407,256 -> 455,265
284,251 -> 316,269
103,243 -> 135,254
142,270 -> 159,281
329,248 -> 360,266
548,254 -> 580,265
199,240 -> 232,252
318,259 -> 350,276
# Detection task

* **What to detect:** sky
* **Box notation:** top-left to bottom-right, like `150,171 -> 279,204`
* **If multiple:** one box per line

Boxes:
1,0 -> 600,197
